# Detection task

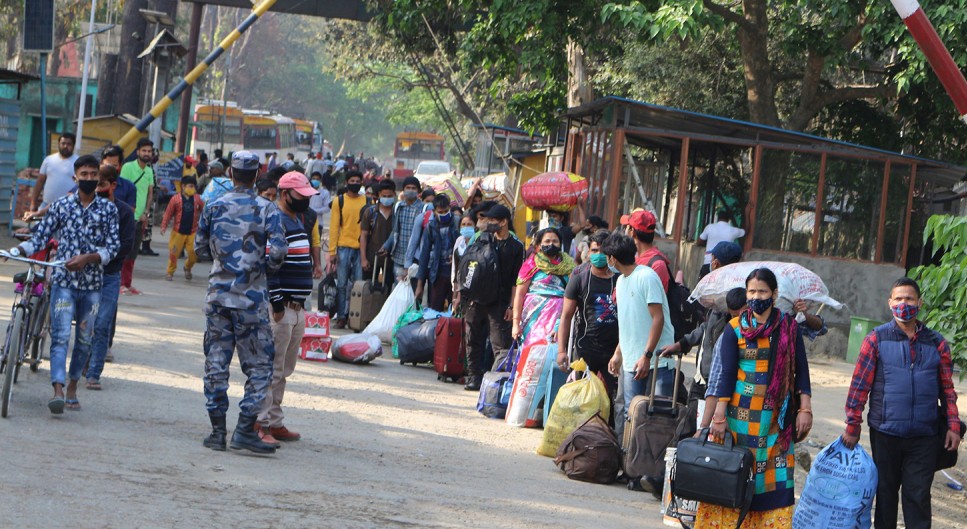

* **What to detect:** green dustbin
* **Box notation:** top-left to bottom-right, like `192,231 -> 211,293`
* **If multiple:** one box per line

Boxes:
847,317 -> 880,364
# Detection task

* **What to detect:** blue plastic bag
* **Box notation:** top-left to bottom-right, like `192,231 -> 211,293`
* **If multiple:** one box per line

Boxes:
793,438 -> 878,529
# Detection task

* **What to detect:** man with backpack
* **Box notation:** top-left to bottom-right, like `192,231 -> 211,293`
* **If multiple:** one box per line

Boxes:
621,209 -> 670,291
459,205 -> 524,391
328,170 -> 366,329
360,180 -> 397,290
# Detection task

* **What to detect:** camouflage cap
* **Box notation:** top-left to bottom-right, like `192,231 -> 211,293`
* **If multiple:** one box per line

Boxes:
231,151 -> 261,171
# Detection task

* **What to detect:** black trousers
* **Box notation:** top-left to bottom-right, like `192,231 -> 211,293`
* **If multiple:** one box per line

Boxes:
870,428 -> 937,529
464,301 -> 511,377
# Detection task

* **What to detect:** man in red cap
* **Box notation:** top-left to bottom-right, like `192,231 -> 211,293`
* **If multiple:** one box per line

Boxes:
620,209 -> 670,291
256,171 -> 318,446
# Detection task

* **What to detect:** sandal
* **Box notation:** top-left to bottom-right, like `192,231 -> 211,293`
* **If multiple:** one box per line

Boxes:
184,267 -> 192,281
65,398 -> 81,410
86,380 -> 102,391
48,396 -> 65,414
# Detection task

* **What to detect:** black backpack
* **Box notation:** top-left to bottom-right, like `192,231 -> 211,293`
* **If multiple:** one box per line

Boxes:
458,234 -> 500,306
646,254 -> 703,342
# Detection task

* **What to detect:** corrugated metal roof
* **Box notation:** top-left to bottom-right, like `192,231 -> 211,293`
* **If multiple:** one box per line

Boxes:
564,96 -> 967,188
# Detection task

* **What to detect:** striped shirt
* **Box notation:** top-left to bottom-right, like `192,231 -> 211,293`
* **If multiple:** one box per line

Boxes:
267,213 -> 314,313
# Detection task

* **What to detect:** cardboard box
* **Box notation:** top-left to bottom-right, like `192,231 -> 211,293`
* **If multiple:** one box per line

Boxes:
299,336 -> 332,362
304,311 -> 330,337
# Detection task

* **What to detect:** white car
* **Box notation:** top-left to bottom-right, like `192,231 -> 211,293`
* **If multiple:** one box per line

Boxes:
414,161 -> 452,181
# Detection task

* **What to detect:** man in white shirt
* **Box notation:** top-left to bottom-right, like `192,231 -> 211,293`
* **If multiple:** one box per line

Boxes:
697,210 -> 746,278
28,132 -> 79,216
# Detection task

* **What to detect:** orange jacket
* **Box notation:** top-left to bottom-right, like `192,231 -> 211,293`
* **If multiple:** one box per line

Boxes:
162,194 -> 205,235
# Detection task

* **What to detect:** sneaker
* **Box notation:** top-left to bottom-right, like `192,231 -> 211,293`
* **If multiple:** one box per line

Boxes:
184,268 -> 192,281
164,275 -> 173,281
268,425 -> 301,442
119,286 -> 129,295
127,287 -> 143,296
105,349 -> 114,363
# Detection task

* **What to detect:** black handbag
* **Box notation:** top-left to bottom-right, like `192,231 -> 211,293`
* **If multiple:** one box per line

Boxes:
672,428 -> 755,529
936,402 -> 966,471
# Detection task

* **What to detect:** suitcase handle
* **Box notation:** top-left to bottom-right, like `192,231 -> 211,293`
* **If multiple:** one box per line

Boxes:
647,350 -> 683,415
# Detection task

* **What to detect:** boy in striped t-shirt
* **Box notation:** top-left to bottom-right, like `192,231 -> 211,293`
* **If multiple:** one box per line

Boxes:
258,172 -> 318,446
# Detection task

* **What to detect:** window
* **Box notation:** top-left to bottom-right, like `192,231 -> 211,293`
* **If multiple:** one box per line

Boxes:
818,157 -> 884,260
753,151 -> 823,253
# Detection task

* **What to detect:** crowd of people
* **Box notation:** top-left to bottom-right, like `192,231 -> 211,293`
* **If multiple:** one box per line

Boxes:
7,133 -> 961,529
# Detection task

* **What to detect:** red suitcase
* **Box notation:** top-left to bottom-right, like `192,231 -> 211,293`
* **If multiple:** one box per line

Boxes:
433,317 -> 465,382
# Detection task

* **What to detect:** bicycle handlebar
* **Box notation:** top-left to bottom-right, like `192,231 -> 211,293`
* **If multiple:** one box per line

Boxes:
0,251 -> 65,268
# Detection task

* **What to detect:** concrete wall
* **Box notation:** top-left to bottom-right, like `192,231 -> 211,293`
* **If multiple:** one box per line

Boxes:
651,240 -> 898,359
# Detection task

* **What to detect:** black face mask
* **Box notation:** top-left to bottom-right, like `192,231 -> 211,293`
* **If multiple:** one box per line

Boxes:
77,180 -> 98,195
582,227 -> 593,235
347,183 -> 362,194
541,244 -> 561,257
96,190 -> 111,200
287,193 -> 311,213
485,222 -> 501,233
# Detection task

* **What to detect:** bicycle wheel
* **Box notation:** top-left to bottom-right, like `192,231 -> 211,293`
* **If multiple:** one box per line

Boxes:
2,307 -> 26,418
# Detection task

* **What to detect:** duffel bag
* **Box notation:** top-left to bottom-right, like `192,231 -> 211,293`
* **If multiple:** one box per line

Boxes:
396,319 -> 437,365
554,412 -> 622,484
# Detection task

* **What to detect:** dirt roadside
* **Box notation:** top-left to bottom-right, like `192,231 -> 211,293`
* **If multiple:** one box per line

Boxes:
0,232 -> 963,529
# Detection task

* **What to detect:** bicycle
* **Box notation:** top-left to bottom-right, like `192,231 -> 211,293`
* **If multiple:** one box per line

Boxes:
0,249 -> 64,418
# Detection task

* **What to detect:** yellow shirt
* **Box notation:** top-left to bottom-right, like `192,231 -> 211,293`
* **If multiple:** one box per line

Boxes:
329,193 -> 366,255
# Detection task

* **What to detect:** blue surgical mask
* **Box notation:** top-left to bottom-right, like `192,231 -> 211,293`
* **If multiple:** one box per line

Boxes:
310,180 -> 322,189
438,212 -> 452,224
608,264 -> 620,275
460,226 -> 475,239
403,189 -> 418,201
379,197 -> 395,207
548,217 -> 562,229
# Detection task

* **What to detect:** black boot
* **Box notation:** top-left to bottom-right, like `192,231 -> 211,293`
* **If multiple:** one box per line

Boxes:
140,241 -> 159,256
230,413 -> 277,454
464,374 -> 482,391
203,413 -> 227,451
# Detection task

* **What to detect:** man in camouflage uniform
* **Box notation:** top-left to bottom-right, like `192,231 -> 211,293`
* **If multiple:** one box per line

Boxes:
196,151 -> 288,454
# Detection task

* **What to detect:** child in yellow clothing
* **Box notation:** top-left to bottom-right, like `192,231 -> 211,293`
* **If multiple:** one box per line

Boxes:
161,176 -> 205,280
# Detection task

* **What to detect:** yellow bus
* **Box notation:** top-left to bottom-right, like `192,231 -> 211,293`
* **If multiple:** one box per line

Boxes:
242,110 -> 297,163
190,100 -> 244,158
391,131 -> 446,178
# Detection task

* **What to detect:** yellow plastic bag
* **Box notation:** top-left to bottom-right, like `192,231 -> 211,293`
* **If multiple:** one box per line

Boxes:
536,358 -> 611,457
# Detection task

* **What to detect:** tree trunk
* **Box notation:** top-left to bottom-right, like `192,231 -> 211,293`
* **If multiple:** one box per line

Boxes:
96,53 -> 118,115
566,39 -> 593,108
737,0 -> 780,127
115,0 -> 149,116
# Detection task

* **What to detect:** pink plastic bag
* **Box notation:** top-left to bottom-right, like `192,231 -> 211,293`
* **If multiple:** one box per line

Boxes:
521,172 -> 589,212
331,333 -> 383,364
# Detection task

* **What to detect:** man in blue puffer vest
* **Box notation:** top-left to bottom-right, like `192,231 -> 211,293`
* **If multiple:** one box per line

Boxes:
842,277 -> 960,529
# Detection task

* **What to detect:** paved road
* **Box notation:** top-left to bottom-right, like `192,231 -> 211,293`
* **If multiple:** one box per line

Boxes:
0,231 -> 962,529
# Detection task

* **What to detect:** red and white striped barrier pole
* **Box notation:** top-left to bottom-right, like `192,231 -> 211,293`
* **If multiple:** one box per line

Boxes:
890,0 -> 967,124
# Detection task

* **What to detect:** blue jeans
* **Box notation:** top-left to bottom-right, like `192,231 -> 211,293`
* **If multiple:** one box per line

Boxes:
86,272 -> 120,382
335,247 -> 361,319
49,285 -> 100,386
621,366 -> 676,423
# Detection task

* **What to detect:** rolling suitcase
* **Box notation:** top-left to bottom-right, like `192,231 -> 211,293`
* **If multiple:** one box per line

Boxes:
433,317 -> 465,382
622,354 -> 688,493
348,258 -> 389,332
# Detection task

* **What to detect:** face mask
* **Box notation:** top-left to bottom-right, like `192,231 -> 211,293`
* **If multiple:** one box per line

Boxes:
96,190 -> 111,200
485,222 -> 500,233
438,212 -> 452,224
582,227 -> 593,235
379,197 -> 395,207
287,194 -> 311,213
548,218 -> 562,229
77,180 -> 98,195
347,183 -> 362,194
747,297 -> 774,315
590,253 -> 608,269
892,302 -> 920,322
460,227 -> 475,239
183,188 -> 196,197
541,244 -> 561,257
608,264 -> 620,275
311,180 -> 322,190
403,189 -> 419,200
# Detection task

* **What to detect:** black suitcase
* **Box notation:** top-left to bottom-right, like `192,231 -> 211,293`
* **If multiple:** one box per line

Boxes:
396,319 -> 437,365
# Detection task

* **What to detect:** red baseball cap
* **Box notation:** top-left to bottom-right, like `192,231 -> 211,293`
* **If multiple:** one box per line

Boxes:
620,209 -> 657,233
184,155 -> 196,165
278,171 -> 319,196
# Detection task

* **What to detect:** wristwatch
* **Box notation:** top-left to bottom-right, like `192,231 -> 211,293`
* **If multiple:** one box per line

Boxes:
645,350 -> 654,359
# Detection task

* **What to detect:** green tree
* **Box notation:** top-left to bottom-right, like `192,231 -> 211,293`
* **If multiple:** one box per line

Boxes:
909,215 -> 967,375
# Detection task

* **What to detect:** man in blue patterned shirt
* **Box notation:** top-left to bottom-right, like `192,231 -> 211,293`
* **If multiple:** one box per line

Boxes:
10,154 -> 120,414
195,151 -> 287,454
